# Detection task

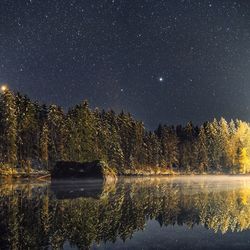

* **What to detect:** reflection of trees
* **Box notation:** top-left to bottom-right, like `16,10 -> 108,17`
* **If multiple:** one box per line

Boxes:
196,189 -> 250,233
2,179 -> 250,248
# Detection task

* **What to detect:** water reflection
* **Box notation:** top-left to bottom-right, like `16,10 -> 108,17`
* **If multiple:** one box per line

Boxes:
1,176 -> 250,249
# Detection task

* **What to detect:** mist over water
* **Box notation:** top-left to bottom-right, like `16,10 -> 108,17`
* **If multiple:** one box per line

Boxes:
2,176 -> 250,249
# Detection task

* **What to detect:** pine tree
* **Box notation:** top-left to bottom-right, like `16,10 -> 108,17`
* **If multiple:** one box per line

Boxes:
117,112 -> 136,169
47,105 -> 67,163
156,125 -> 179,170
144,132 -> 160,167
239,147 -> 250,174
233,121 -> 250,172
195,125 -> 208,173
132,121 -> 145,166
15,93 -> 41,164
178,122 -> 196,172
40,123 -> 49,169
227,119 -> 237,172
218,118 -> 230,170
102,110 -> 125,172
206,119 -> 221,171
0,89 -> 17,168
67,101 -> 97,162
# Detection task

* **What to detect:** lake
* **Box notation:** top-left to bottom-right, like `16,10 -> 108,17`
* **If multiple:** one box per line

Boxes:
2,176 -> 250,249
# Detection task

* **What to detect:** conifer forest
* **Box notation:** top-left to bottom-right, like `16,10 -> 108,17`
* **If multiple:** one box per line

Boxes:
1,88 -> 250,175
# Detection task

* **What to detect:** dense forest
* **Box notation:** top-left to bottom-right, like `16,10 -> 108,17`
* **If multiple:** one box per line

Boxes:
1,87 -> 250,175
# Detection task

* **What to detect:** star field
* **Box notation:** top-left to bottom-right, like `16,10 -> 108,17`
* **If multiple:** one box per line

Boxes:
1,0 -> 250,128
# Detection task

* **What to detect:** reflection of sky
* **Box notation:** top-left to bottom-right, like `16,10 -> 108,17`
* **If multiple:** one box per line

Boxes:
94,220 -> 250,250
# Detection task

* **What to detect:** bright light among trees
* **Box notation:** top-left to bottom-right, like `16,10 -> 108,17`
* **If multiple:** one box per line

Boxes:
1,84 -> 8,92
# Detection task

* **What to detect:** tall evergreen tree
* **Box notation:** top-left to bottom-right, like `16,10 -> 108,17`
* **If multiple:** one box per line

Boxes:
47,105 -> 67,163
67,101 -> 97,162
0,89 -> 17,167
40,122 -> 49,169
218,118 -> 230,171
195,125 -> 208,173
15,93 -> 40,163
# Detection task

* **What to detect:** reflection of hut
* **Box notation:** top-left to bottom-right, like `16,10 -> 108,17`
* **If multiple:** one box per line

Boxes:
51,160 -> 117,199
51,179 -> 105,199
51,178 -> 117,200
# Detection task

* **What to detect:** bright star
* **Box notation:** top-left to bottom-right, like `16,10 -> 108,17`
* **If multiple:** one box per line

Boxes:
159,77 -> 164,82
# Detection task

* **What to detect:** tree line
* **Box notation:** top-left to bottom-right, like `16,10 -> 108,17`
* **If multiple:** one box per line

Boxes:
1,88 -> 250,174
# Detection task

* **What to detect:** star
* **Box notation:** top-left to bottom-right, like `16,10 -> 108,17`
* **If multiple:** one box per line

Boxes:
1,0 -> 249,128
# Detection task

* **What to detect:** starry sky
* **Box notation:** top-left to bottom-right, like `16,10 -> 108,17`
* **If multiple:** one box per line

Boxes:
1,0 -> 250,129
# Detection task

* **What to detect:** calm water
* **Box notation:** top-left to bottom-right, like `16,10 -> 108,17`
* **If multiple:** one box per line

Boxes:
2,176 -> 250,249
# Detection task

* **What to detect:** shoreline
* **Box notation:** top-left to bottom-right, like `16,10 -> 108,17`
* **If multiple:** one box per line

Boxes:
1,172 -> 250,180
0,172 -> 51,180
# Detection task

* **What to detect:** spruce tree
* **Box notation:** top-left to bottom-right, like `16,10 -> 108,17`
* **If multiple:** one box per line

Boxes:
0,89 -> 17,168
47,105 -> 67,163
195,125 -> 208,173
40,122 -> 49,169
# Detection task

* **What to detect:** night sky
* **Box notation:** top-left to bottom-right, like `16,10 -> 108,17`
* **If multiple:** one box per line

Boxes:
1,0 -> 250,129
